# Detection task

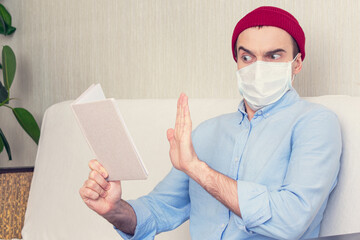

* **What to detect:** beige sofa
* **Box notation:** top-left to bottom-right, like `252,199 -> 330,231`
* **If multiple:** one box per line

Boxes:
21,96 -> 360,239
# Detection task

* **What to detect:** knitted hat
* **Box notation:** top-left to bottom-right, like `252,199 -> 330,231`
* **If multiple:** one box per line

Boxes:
231,6 -> 305,62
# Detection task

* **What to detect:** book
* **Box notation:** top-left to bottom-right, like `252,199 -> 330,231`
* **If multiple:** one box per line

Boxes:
71,83 -> 148,181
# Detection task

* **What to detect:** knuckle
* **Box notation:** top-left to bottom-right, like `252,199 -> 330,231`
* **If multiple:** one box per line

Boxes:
92,191 -> 100,199
89,170 -> 97,179
88,159 -> 95,168
85,188 -> 91,195
98,179 -> 106,189
101,191 -> 107,198
87,179 -> 97,189
101,168 -> 108,178
89,159 -> 101,170
86,188 -> 99,200
82,188 -> 91,198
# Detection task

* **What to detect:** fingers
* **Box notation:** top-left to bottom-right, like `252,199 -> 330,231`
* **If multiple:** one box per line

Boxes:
180,95 -> 185,129
174,93 -> 193,141
183,95 -> 192,133
79,186 -> 100,202
89,159 -> 108,178
79,159 -> 111,202
175,93 -> 187,136
89,169 -> 111,191
80,170 -> 110,201
80,179 -> 107,201
175,93 -> 184,139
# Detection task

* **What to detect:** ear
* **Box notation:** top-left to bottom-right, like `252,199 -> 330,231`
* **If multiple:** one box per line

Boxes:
292,53 -> 302,75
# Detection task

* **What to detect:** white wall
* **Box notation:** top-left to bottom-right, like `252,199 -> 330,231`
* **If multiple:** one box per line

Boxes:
0,0 -> 359,168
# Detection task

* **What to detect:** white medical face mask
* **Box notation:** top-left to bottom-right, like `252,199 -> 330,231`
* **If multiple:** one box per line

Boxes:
236,54 -> 298,111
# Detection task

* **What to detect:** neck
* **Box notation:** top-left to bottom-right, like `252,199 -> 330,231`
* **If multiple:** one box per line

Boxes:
244,101 -> 256,121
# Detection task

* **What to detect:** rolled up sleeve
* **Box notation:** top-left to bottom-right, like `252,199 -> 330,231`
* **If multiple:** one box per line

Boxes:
235,181 -> 271,228
114,199 -> 157,240
114,168 -> 191,239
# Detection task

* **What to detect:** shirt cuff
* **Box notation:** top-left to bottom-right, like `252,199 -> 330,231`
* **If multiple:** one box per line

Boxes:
114,199 -> 157,240
234,180 -> 272,229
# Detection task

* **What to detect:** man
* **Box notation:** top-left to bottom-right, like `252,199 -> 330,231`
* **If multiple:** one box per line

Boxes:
79,6 -> 342,239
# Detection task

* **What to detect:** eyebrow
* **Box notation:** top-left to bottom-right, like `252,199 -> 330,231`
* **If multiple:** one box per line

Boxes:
238,46 -> 255,56
237,46 -> 287,56
265,48 -> 287,55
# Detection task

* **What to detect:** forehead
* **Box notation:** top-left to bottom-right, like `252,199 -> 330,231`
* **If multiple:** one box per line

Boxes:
236,26 -> 293,53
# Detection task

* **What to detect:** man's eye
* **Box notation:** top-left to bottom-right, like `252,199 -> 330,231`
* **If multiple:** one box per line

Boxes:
242,55 -> 252,62
270,54 -> 281,60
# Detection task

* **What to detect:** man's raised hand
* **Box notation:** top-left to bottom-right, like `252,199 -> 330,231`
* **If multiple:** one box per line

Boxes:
167,93 -> 199,173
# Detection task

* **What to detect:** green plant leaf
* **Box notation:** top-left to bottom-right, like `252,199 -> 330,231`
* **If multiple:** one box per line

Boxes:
12,108 -> 40,144
0,14 -> 5,35
0,4 -> 16,36
2,45 -> 16,90
0,81 -> 9,103
0,131 -> 3,153
0,128 -> 12,160
6,25 -> 16,35
0,4 -> 12,26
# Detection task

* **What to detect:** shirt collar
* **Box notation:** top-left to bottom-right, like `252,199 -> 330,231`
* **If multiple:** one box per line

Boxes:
237,88 -> 300,124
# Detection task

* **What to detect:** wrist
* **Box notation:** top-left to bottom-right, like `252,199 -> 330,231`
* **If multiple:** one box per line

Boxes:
184,158 -> 209,182
103,200 -> 136,235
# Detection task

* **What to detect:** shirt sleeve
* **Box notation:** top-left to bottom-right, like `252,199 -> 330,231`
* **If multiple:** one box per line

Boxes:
114,167 -> 191,239
233,110 -> 342,239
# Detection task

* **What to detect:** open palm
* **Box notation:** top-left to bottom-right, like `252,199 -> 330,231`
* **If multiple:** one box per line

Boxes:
167,93 -> 198,172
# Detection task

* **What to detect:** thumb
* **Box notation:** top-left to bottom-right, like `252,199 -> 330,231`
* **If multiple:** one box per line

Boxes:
167,128 -> 176,149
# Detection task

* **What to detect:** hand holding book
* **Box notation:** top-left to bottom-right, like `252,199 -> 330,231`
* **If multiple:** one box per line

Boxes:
71,83 -> 148,181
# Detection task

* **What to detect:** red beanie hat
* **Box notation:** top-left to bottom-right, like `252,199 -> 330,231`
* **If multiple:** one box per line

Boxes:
231,6 -> 305,62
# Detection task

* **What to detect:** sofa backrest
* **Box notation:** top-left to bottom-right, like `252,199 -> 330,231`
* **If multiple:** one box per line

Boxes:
22,97 -> 360,239
303,96 -> 360,237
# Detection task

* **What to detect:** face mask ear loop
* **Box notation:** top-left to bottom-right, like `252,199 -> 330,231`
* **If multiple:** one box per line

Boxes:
291,53 -> 299,63
290,53 -> 299,86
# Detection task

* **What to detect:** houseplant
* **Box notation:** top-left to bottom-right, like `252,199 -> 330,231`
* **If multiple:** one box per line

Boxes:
0,3 -> 40,160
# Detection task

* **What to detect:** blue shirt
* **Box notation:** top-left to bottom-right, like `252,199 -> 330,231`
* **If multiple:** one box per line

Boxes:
116,89 -> 342,240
